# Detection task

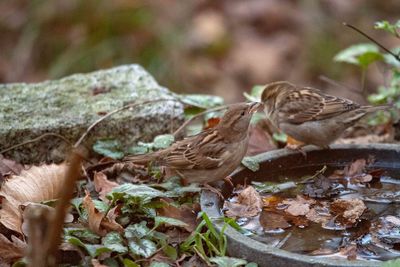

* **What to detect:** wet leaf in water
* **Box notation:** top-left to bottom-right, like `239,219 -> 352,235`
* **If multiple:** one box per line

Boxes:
224,186 -> 262,218
331,198 -> 366,225
282,195 -> 315,217
259,210 -> 291,230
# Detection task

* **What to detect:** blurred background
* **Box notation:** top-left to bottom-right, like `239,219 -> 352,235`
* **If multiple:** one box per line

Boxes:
1,0 -> 399,103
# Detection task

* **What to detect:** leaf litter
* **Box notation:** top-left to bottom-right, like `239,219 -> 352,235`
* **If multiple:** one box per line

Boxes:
224,157 -> 400,261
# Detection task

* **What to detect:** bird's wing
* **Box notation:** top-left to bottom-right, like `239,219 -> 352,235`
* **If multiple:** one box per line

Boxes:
278,87 -> 360,124
164,129 -> 230,170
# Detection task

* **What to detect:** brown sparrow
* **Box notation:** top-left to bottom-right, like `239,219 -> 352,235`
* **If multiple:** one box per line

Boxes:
261,81 -> 388,149
124,102 -> 261,184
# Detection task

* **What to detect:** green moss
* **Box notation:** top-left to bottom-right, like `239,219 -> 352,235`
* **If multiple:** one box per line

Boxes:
0,64 -> 183,163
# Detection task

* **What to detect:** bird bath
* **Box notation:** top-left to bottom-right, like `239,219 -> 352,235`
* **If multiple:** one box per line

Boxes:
201,144 -> 400,267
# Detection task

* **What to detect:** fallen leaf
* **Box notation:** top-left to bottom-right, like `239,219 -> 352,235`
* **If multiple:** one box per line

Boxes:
246,124 -> 276,156
305,206 -> 331,224
83,193 -> 123,236
0,233 -> 26,263
93,172 -> 119,201
259,210 -> 291,230
345,159 -> 366,177
0,164 -> 67,234
158,200 -> 198,232
205,117 -> 220,129
83,193 -> 105,235
331,198 -> 366,225
282,195 -> 315,216
224,186 -> 262,218
0,155 -> 23,182
339,243 -> 357,260
350,174 -> 373,184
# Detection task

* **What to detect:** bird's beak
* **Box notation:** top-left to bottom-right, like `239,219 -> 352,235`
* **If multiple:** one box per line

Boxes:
248,102 -> 263,113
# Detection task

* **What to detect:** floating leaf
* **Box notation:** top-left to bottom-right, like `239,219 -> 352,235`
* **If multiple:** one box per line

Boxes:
103,232 -> 128,253
241,157 -> 260,172
153,134 -> 175,149
334,43 -> 383,68
209,256 -> 248,267
93,139 -> 124,159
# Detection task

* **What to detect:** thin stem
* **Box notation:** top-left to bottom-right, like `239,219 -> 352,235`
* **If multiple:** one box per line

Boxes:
343,22 -> 400,62
74,99 -> 181,148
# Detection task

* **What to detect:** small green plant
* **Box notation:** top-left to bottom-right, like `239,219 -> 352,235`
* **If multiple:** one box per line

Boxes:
334,20 -> 400,125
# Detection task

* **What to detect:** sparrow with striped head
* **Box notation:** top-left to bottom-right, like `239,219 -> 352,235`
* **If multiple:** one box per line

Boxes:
125,102 -> 261,185
261,81 -> 388,150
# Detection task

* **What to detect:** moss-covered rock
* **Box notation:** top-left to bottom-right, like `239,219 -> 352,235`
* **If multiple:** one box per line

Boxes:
0,65 -> 184,163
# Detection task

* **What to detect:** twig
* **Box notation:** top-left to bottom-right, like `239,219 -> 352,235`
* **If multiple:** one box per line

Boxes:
45,148 -> 85,266
318,75 -> 360,94
74,99 -> 181,148
173,105 -> 228,137
343,22 -> 400,62
0,133 -> 72,155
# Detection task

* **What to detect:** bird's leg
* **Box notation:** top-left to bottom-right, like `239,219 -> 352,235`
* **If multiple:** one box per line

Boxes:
223,176 -> 234,188
202,183 -> 224,199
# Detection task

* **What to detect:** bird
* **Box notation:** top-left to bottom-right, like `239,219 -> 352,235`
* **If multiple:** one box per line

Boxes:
261,81 -> 388,150
124,102 -> 261,185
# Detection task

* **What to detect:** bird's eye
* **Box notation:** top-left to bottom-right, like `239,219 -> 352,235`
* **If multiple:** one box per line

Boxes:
241,111 -> 246,116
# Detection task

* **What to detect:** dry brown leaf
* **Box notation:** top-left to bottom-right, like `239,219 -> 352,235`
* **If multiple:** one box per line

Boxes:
0,164 -> 67,234
339,243 -> 357,260
224,186 -> 262,218
346,159 -> 366,177
282,195 -> 315,216
259,210 -> 291,230
331,198 -> 366,225
0,155 -> 23,178
350,174 -> 373,184
158,200 -> 198,232
0,234 -> 26,263
101,205 -> 123,233
83,193 -> 105,236
83,193 -> 123,235
93,172 -> 118,201
246,124 -> 276,156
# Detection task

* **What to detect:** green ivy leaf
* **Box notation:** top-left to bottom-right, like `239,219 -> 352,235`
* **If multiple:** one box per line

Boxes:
241,157 -> 260,172
103,232 -> 128,253
93,139 -> 124,159
125,222 -> 151,239
154,216 -> 189,228
179,94 -> 224,109
128,238 -> 157,258
153,134 -> 175,149
64,228 -> 100,243
123,258 -> 140,267
334,43 -> 383,68
107,184 -> 165,203
163,244 -> 178,260
209,256 -> 248,267
66,236 -> 111,257
375,20 -> 400,37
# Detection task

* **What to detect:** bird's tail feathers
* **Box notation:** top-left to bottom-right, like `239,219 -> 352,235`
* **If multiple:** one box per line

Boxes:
123,151 -> 159,165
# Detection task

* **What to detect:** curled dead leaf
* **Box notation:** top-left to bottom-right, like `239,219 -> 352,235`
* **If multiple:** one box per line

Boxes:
83,193 -> 123,236
0,164 -> 67,234
93,172 -> 119,201
158,200 -> 199,232
224,186 -> 262,218
259,210 -> 291,230
0,233 -> 26,263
